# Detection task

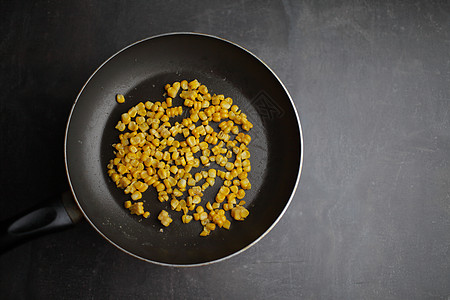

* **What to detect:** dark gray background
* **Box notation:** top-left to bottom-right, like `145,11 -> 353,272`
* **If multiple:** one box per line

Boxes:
1,1 -> 449,299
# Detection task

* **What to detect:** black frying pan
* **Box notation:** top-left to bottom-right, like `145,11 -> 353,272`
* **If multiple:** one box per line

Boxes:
1,33 -> 303,266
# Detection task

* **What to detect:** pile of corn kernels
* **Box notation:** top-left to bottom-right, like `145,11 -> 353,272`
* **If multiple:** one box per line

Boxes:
107,79 -> 252,236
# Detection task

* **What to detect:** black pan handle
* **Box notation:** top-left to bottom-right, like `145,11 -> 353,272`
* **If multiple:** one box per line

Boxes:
0,191 -> 83,254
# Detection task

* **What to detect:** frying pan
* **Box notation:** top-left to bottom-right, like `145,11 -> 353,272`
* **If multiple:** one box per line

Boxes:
0,33 -> 303,266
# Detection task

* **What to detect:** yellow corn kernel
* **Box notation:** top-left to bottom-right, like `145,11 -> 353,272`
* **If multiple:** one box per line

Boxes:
207,168 -> 216,178
182,214 -> 193,223
236,189 -> 245,199
225,162 -> 234,171
131,191 -> 142,200
192,195 -> 201,204
240,178 -> 251,190
121,113 -> 131,124
223,219 -> 231,230
116,94 -> 125,103
200,156 -> 210,166
206,177 -> 215,186
205,223 -> 216,231
200,229 -> 209,237
199,211 -> 208,221
194,172 -> 203,182
186,136 -> 196,147
219,186 -> 230,196
167,87 -> 178,98
124,201 -> 132,208
171,199 -> 179,210
193,212 -> 200,221
188,79 -> 200,90
231,206 -> 249,221
129,202 -> 144,215
187,177 -> 196,186
156,183 -> 165,192
115,121 -> 126,131
201,182 -> 210,191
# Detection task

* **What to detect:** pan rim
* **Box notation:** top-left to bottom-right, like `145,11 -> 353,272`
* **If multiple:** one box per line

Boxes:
64,32 -> 304,267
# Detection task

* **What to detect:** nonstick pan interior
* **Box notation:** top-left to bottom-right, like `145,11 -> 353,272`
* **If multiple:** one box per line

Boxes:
65,33 -> 302,266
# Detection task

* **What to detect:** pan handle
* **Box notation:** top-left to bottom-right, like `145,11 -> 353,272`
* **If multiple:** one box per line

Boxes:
0,191 -> 83,254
